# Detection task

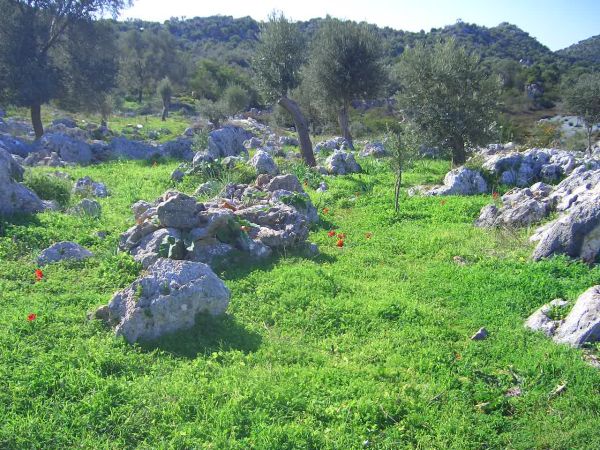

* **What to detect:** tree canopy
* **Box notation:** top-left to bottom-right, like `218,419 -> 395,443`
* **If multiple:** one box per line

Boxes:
396,38 -> 502,165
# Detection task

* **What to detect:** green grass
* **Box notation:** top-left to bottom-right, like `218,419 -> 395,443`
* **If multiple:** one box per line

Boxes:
1,158 -> 600,449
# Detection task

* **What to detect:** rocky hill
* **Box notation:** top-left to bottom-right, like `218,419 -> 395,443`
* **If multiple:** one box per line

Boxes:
557,34 -> 600,66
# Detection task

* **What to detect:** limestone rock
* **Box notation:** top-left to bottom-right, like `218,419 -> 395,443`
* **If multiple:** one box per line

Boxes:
104,258 -> 230,343
37,241 -> 93,266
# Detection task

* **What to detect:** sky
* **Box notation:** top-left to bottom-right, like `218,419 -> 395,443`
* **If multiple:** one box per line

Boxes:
119,0 -> 600,51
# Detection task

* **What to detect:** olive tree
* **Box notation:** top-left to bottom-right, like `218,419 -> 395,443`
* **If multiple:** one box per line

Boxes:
564,73 -> 600,155
253,13 -> 316,166
308,18 -> 386,149
387,122 -> 420,214
0,0 -> 130,138
396,39 -> 501,166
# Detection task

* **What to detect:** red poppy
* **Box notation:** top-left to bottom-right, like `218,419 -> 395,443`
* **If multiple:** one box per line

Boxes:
440,200 -> 447,206
327,230 -> 336,237
34,269 -> 43,282
337,233 -> 346,239
365,232 -> 373,239
27,313 -> 37,322
492,192 -> 500,200
322,207 -> 329,215
336,239 -> 344,248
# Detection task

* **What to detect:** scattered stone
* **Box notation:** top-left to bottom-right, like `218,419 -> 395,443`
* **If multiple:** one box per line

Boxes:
156,192 -> 201,229
207,126 -> 250,159
315,137 -> 346,153
470,327 -> 489,340
37,241 -> 93,266
265,174 -> 304,193
316,181 -> 328,193
73,176 -> 108,198
278,135 -> 298,146
100,258 -> 230,343
194,180 -> 221,197
40,132 -> 92,165
475,188 -> 549,228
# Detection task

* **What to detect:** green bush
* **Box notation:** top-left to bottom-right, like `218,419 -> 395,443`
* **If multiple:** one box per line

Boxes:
23,172 -> 71,207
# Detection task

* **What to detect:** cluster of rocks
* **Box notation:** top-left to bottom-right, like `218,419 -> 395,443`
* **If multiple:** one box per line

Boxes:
422,167 -> 488,196
314,137 -> 349,153
92,173 -> 319,343
359,142 -> 388,158
526,285 -> 600,348
119,173 -> 318,270
476,166 -> 600,263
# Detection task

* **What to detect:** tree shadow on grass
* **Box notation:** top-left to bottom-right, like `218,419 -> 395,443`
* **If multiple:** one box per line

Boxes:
0,212 -> 42,234
139,313 -> 262,359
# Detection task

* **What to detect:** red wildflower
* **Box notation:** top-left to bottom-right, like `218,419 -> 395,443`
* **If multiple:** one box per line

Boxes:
27,313 -> 37,322
492,191 -> 500,200
322,207 -> 329,215
34,269 -> 43,282
365,232 -> 373,239
327,230 -> 336,237
440,200 -> 447,206
336,239 -> 344,248
337,233 -> 346,239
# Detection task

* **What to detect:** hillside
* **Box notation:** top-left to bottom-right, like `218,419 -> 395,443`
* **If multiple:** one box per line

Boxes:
557,34 -> 600,66
115,16 -> 570,68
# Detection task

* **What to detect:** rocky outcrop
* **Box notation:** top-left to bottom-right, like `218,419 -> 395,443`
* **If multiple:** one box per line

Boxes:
40,133 -> 92,165
326,151 -> 361,175
526,286 -> 600,348
315,137 -> 347,153
100,258 -> 230,343
206,126 -> 250,160
426,167 -> 488,196
0,147 -> 45,216
475,186 -> 550,228
37,241 -> 93,266
118,174 -> 318,269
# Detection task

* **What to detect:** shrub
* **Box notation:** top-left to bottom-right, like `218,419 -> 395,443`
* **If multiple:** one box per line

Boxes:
23,172 -> 71,207
526,122 -> 561,148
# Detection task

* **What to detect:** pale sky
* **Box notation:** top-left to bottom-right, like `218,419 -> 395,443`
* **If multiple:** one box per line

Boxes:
119,0 -> 600,51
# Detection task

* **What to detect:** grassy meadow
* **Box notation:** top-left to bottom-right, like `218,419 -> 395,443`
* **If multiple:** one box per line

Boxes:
1,156 -> 600,449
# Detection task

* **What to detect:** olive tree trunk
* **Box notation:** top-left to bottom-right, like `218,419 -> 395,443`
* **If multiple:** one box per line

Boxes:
587,125 -> 593,156
278,96 -> 316,167
452,138 -> 467,166
161,101 -> 169,121
338,101 -> 354,150
31,104 -> 44,139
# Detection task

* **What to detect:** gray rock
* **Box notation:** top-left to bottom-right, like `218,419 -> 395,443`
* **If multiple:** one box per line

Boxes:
532,201 -> 600,262
359,142 -> 387,158
207,126 -> 250,159
249,150 -> 278,176
104,258 -> 230,343
131,200 -> 153,221
156,192 -> 200,229
131,228 -> 182,268
265,174 -> 304,193
0,133 -> 33,157
475,188 -> 549,228
471,327 -> 489,340
326,150 -> 362,175
37,241 -> 93,266
244,137 -> 262,149
278,135 -> 298,146
553,286 -> 600,347
40,133 -> 92,165
161,137 -> 194,161
194,180 -> 221,197
428,167 -> 488,196
316,181 -> 328,193
315,137 -> 346,153
171,169 -> 185,182
111,137 -> 161,160
192,151 -> 214,165
73,176 -> 108,198
0,147 -> 45,216
525,299 -> 569,337
73,198 -> 101,218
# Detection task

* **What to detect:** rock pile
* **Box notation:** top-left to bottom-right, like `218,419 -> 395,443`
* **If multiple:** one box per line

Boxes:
425,167 -> 488,196
325,151 -> 362,175
119,173 -> 318,269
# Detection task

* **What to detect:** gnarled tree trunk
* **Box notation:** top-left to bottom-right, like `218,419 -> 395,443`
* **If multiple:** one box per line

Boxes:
31,104 -> 44,139
161,101 -> 169,121
338,101 -> 354,150
278,96 -> 316,167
